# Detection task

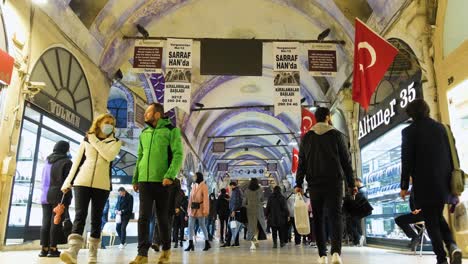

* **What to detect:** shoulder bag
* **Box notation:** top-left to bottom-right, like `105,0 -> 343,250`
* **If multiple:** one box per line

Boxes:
443,124 -> 467,196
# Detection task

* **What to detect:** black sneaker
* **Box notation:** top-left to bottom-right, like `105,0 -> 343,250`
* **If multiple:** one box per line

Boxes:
221,243 -> 231,248
38,249 -> 48,258
449,244 -> 462,264
233,243 -> 240,248
47,249 -> 61,258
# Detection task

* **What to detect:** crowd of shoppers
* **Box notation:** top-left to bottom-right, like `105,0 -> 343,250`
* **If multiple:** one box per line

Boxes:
35,101 -> 464,264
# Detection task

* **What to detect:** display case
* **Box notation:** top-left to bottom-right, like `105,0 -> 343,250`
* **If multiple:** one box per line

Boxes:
361,124 -> 417,242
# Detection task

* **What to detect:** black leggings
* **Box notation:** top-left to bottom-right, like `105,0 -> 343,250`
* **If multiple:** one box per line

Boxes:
72,186 -> 109,238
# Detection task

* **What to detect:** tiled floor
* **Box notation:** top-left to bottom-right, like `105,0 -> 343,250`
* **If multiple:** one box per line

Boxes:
0,242 -> 465,264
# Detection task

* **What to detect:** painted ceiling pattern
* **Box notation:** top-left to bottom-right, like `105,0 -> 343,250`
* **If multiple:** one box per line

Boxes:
50,0 -> 408,180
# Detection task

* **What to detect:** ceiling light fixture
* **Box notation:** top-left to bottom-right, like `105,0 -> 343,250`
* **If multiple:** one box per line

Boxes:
276,140 -> 281,146
195,103 -> 205,108
317,28 -> 331,41
136,24 -> 150,39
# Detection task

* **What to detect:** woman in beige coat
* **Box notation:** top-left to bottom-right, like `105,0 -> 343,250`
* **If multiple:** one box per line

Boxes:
185,172 -> 211,251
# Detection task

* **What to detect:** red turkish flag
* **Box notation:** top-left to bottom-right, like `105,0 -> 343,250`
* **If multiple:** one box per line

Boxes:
0,49 -> 14,85
352,18 -> 398,111
291,148 -> 299,174
301,107 -> 316,138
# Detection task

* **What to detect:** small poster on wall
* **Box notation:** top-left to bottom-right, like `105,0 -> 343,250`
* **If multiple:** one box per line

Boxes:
164,39 -> 193,113
273,42 -> 301,116
133,39 -> 163,73
308,43 -> 337,77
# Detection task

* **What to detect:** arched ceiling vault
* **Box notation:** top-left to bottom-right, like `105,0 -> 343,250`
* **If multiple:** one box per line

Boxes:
80,0 -> 378,177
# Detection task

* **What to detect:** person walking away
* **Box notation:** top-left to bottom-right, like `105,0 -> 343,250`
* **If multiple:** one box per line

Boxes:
395,185 -> 424,251
39,141 -> 73,258
130,103 -> 183,264
400,99 -> 462,264
221,182 -> 243,248
207,193 -> 217,241
244,178 -> 267,251
348,178 -> 367,247
266,186 -> 288,248
296,107 -> 356,264
115,187 -> 134,249
172,187 -> 186,248
60,113 -> 122,264
217,188 -> 230,244
185,172 -> 211,251
101,199 -> 110,249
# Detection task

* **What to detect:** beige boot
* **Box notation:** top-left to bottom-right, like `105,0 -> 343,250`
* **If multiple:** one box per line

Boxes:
129,255 -> 148,264
158,250 -> 171,264
60,234 -> 84,264
88,237 -> 100,263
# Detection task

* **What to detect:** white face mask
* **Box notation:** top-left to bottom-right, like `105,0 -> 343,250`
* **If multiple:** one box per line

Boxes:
192,176 -> 197,182
101,124 -> 114,136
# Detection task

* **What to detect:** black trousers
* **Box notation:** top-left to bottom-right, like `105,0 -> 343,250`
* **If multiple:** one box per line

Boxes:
288,217 -> 306,244
219,218 -> 229,241
172,214 -> 185,243
421,203 -> 456,262
40,204 -> 63,247
138,183 -> 171,256
116,216 -> 130,244
395,212 -> 424,240
271,225 -> 287,244
310,189 -> 343,257
72,186 -> 109,238
347,216 -> 364,244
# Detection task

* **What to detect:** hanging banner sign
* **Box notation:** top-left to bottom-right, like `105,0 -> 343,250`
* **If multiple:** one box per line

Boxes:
133,40 -> 163,73
0,48 -> 14,85
164,39 -> 193,113
308,43 -> 337,77
273,42 -> 301,116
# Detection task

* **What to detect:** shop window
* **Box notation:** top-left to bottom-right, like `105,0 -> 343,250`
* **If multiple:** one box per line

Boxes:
107,98 -> 128,128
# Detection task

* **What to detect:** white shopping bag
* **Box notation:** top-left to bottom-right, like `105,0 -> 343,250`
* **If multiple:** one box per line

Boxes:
115,214 -> 122,224
294,193 -> 310,235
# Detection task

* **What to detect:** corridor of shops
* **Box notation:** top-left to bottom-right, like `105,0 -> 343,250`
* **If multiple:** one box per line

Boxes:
0,0 -> 467,264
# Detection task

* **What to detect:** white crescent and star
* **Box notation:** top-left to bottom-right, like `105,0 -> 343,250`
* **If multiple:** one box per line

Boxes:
358,41 -> 377,71
302,116 -> 313,131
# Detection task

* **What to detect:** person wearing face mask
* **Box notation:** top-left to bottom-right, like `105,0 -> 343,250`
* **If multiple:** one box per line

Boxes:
185,172 -> 211,252
130,103 -> 184,264
295,107 -> 356,264
60,113 -> 122,264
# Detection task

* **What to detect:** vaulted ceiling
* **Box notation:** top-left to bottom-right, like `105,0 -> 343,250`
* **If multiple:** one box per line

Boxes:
59,0 -> 407,179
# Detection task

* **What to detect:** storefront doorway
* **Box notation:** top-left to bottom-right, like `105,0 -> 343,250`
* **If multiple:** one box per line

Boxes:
357,39 -> 425,248
5,105 -> 83,244
4,47 -> 94,244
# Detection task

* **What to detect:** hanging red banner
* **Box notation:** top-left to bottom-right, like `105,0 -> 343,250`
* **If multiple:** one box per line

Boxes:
0,49 -> 14,85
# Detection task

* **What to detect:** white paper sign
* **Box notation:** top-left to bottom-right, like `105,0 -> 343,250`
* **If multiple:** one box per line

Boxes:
273,42 -> 301,116
166,38 -> 193,69
274,86 -> 301,116
164,39 -> 193,113
273,42 -> 300,71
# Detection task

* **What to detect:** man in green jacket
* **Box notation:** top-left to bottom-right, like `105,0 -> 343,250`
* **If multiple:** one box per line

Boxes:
130,103 -> 183,264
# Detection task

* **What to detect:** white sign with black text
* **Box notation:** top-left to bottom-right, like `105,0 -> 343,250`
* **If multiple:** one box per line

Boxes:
273,42 -> 301,116
164,39 -> 193,113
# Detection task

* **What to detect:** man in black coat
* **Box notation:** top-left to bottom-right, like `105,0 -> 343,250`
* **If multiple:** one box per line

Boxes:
296,107 -> 356,264
115,187 -> 134,248
400,99 -> 462,264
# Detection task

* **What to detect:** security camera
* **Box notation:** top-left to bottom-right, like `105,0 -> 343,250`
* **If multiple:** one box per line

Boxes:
23,81 -> 46,99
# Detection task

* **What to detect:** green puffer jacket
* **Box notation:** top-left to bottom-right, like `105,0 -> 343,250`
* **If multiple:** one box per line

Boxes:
133,118 -> 183,184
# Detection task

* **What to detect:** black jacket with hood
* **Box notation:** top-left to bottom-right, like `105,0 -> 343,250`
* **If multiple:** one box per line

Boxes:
296,122 -> 354,197
265,190 -> 288,227
41,141 -> 73,205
